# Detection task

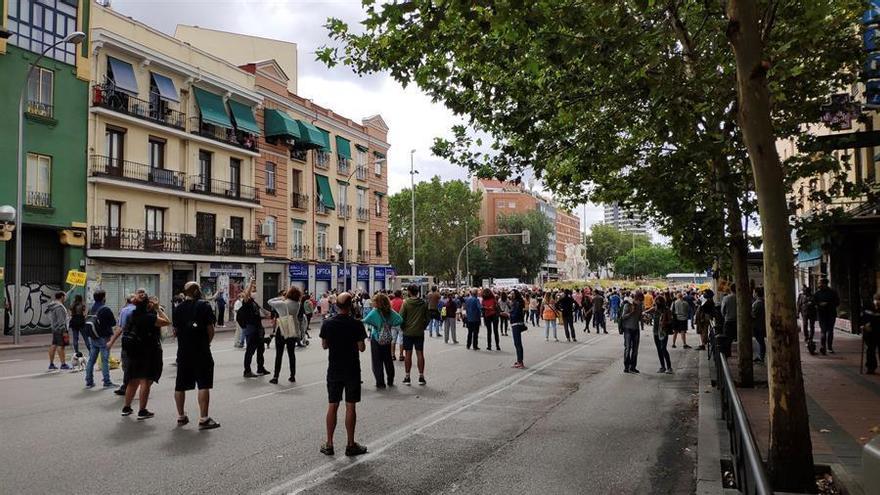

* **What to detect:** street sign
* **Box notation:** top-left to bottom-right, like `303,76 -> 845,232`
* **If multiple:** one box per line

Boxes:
66,270 -> 87,287
521,229 -> 530,245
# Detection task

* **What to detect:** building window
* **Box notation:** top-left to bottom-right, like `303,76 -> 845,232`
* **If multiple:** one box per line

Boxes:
145,206 -> 165,239
375,231 -> 383,256
26,153 -> 51,207
266,162 -> 276,194
105,126 -> 125,167
374,153 -> 383,176
8,0 -> 80,65
338,182 -> 348,207
375,194 -> 383,216
291,220 -> 304,247
356,188 -> 366,209
148,137 -> 165,169
229,158 -> 241,196
291,169 -> 302,193
26,67 -> 54,118
317,223 -> 328,257
265,216 -> 276,247
107,201 -> 121,235
357,149 -> 367,169
230,216 -> 244,240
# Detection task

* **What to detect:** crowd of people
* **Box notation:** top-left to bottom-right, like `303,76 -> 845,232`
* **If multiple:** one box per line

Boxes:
36,275 -> 880,456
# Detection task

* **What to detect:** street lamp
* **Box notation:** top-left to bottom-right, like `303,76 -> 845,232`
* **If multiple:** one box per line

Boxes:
409,149 -> 418,276
334,244 -> 345,291
13,31 -> 85,344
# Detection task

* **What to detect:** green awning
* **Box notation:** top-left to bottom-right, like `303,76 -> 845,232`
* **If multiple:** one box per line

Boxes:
228,100 -> 260,135
294,120 -> 325,148
335,136 -> 352,159
264,109 -> 301,139
193,87 -> 232,129
315,175 -> 336,210
316,128 -> 332,151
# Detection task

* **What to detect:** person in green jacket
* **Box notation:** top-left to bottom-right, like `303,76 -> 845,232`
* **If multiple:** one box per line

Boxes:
362,293 -> 403,388
399,284 -> 429,385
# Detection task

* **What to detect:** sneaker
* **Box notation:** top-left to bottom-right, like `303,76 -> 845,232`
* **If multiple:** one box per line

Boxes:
60,363 -> 71,370
828,349 -> 835,354
198,418 -> 221,430
631,369 -> 641,374
402,375 -> 411,385
572,339 -> 577,342
48,364 -> 57,371
696,345 -> 706,350
177,415 -> 189,426
418,376 -> 426,386
243,370 -> 258,378
658,368 -> 667,373
671,344 -> 677,348
345,443 -> 368,457
121,406 -> 133,416
683,345 -> 692,349
137,409 -> 155,420
114,388 -> 126,396
320,443 -> 335,456
665,369 -> 674,374
85,383 -> 95,389
623,369 -> 631,374
103,382 -> 117,388
288,376 -> 296,383
269,377 -> 278,384
257,369 -> 271,376
495,346 -> 501,351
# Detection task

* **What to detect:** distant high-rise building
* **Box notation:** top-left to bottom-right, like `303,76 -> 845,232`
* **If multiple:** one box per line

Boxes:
603,202 -> 648,236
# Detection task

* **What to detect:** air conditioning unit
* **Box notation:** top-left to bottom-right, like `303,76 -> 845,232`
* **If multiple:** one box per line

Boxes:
259,223 -> 273,237
220,228 -> 235,240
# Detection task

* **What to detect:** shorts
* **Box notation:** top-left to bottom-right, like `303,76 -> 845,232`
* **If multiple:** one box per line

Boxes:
673,319 -> 688,333
327,379 -> 361,403
51,332 -> 66,346
175,355 -> 215,391
391,326 -> 403,344
402,335 -> 425,351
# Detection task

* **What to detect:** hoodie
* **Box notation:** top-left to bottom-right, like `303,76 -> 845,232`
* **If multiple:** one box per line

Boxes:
399,296 -> 429,337
45,300 -> 68,333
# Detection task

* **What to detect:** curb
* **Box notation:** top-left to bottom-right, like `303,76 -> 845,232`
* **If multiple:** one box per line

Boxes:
696,351 -> 739,494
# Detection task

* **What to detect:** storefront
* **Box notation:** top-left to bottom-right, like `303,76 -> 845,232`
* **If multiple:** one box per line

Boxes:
198,262 -> 256,310
289,262 -> 309,291
337,265 -> 352,292
315,263 -> 332,296
373,266 -> 386,292
356,266 -> 369,292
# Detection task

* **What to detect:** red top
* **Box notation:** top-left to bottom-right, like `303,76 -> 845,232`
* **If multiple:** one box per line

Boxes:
481,296 -> 497,318
391,297 -> 404,313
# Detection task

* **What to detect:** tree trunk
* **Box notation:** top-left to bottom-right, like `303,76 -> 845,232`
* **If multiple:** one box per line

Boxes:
725,0 -> 814,490
713,157 -> 754,387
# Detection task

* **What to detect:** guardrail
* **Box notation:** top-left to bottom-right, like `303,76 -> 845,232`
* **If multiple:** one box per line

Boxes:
713,334 -> 772,495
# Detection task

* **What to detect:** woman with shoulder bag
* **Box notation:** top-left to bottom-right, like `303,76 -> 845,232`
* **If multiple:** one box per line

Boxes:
122,294 -> 170,419
363,293 -> 403,388
509,290 -> 527,368
542,293 -> 559,342
267,286 -> 302,384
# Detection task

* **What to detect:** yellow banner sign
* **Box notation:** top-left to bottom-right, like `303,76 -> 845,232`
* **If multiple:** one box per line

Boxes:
66,270 -> 87,287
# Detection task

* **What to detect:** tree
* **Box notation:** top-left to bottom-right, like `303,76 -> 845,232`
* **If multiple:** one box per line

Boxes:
583,224 -> 650,275
321,1 -> 863,487
614,245 -> 693,279
388,177 -> 481,283
485,210 -> 553,282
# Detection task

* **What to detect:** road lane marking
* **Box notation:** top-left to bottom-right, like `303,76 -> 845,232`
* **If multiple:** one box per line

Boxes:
240,380 -> 325,403
0,359 -> 24,364
263,335 -> 604,495
0,371 -> 56,381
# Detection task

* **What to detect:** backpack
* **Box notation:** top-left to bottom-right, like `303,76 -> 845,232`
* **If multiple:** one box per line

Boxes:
84,314 -> 102,340
376,316 -> 394,345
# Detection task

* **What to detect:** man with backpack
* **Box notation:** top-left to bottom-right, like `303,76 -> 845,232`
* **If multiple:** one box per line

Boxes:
172,282 -> 220,430
84,289 -> 117,389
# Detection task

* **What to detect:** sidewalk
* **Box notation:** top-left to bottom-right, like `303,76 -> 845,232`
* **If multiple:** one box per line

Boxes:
735,331 -> 878,492
0,322 -> 240,352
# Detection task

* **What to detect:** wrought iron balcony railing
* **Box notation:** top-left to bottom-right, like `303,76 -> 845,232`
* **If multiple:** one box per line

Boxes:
25,190 -> 51,208
189,175 -> 259,203
315,246 -> 334,261
355,166 -> 368,181
316,203 -> 330,215
92,84 -> 186,130
337,204 -> 352,219
290,244 -> 310,260
314,150 -> 330,170
356,207 -> 370,222
337,157 -> 350,175
89,154 -> 186,190
357,250 -> 370,263
291,192 -> 309,210
189,117 -> 257,152
26,100 -> 54,119
90,226 -> 261,257
290,148 -> 308,162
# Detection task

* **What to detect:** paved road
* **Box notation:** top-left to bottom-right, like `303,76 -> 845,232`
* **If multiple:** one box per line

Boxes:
0,320 -> 698,494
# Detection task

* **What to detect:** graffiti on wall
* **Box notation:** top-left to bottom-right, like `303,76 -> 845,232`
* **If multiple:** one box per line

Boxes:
3,283 -> 63,334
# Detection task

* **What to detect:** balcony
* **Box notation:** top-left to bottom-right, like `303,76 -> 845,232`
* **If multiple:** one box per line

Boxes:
90,226 -> 261,257
26,100 -> 54,120
189,176 -> 259,204
291,192 -> 309,211
337,157 -> 350,175
290,148 -> 308,162
315,150 -> 331,170
290,244 -> 310,260
89,154 -> 186,190
189,117 -> 257,152
357,250 -> 370,263
356,207 -> 370,222
337,204 -> 352,219
25,191 -> 51,208
316,203 -> 330,215
92,84 -> 186,130
315,246 -> 334,261
355,166 -> 368,181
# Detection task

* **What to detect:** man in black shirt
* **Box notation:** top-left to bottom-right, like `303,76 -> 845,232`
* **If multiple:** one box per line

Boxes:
813,278 -> 840,355
318,292 -> 368,457
558,290 -> 577,342
172,282 -> 220,430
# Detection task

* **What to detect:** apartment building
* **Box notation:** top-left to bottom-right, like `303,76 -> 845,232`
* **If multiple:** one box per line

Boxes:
1,0 -> 91,332
555,208 -> 581,265
86,3 -> 264,311
603,201 -> 648,236
176,27 -> 392,298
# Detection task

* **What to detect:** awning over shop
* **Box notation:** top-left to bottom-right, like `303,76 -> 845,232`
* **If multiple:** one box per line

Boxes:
193,87 -> 233,129
228,100 -> 260,135
108,57 -> 139,96
264,109 -> 301,139
797,243 -> 823,267
150,72 -> 178,102
294,120 -> 325,149
315,174 -> 336,210
335,136 -> 352,159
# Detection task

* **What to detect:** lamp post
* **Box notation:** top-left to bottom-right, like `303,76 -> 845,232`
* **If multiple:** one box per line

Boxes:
13,31 -> 85,345
409,149 -> 417,276
334,244 -> 345,292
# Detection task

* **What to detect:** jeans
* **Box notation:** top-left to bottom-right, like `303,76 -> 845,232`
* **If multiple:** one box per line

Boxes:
216,303 -> 226,326
70,326 -> 90,354
443,317 -> 458,343
754,334 -> 766,361
485,315 -> 500,349
500,316 -> 509,335
623,327 -> 640,371
818,316 -> 835,351
528,309 -> 539,326
466,321 -> 481,349
610,306 -> 619,321
370,340 -> 394,386
512,324 -> 525,363
544,319 -> 557,340
428,317 -> 442,337
233,325 -> 245,346
562,314 -> 576,340
801,315 -> 816,343
593,311 -> 606,332
243,324 -> 265,372
653,334 -> 671,370
85,336 -> 112,386
273,333 -> 296,379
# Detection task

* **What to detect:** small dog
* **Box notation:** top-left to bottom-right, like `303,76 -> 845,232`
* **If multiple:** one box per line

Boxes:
70,352 -> 87,372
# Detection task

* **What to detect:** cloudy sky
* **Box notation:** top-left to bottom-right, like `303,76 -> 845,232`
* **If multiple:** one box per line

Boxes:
108,0 -> 606,231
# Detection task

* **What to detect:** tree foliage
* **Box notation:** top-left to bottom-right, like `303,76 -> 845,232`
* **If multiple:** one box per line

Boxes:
388,177 -> 481,282
614,245 -> 696,279
485,210 -> 554,282
583,223 -> 650,271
